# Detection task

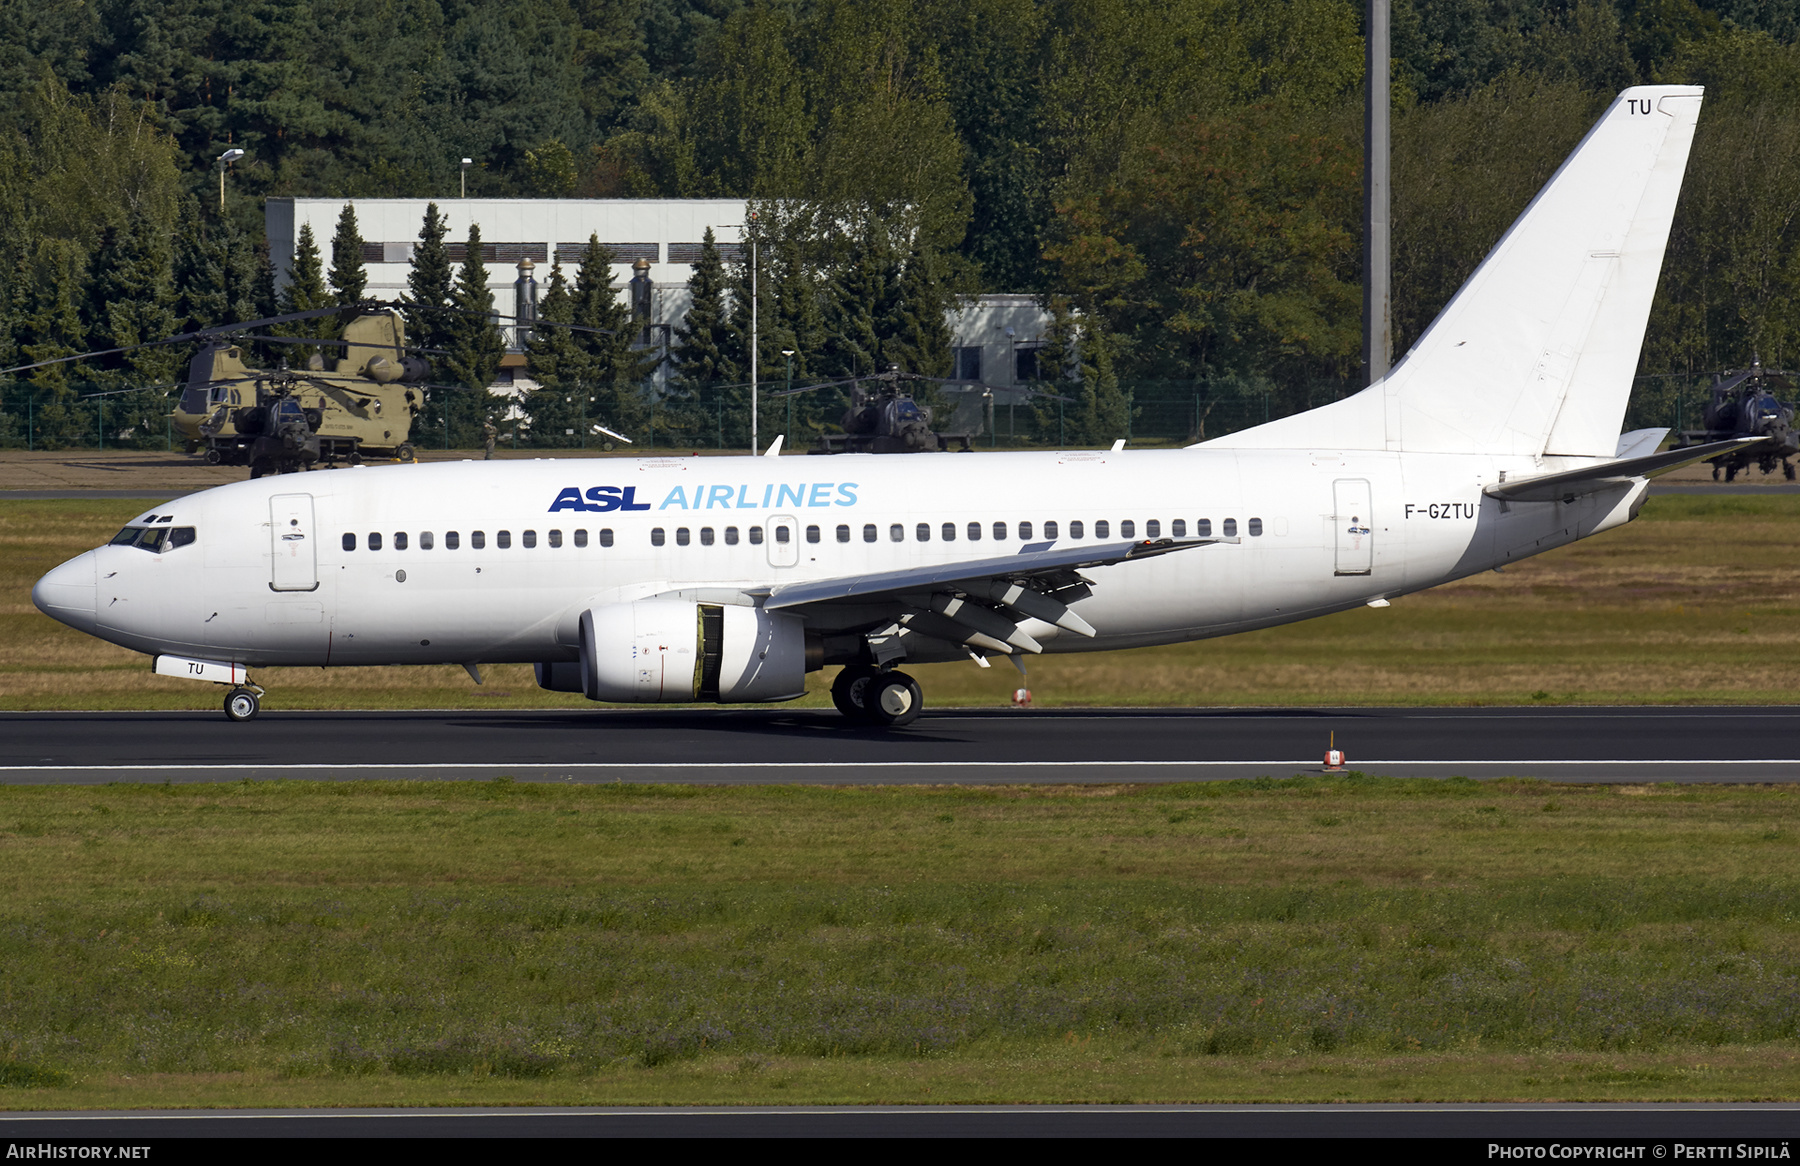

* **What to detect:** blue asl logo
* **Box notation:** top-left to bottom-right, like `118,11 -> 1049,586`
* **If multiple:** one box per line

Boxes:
548,486 -> 652,513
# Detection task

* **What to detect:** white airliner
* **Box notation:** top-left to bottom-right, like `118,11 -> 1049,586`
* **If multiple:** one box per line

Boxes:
34,86 -> 1743,725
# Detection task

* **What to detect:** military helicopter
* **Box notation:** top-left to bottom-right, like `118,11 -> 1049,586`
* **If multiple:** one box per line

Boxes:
770,364 -> 1067,455
1671,361 -> 1798,480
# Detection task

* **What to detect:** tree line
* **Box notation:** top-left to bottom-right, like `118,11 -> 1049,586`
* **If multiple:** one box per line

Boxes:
2,1 -> 1799,449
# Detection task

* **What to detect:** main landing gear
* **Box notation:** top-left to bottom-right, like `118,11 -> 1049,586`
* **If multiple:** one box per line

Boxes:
831,665 -> 923,727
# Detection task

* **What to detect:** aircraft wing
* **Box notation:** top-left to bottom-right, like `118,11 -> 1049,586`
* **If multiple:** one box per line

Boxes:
757,536 -> 1231,654
1483,437 -> 1762,503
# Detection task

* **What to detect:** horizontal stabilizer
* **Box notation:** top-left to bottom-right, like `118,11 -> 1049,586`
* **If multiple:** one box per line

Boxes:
1483,437 -> 1760,502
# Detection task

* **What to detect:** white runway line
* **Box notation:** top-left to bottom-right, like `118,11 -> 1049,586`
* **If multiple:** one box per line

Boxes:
3,759 -> 1799,774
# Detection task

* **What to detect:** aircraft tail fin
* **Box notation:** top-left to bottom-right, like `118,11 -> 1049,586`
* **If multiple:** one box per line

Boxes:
1209,86 -> 1703,458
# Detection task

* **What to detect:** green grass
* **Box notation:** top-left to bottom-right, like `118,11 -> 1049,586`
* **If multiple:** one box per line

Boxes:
6,493 -> 1800,709
2,777 -> 1799,1106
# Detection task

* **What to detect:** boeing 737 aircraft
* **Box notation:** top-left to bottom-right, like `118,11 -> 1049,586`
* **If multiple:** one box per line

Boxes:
35,86 -> 1744,725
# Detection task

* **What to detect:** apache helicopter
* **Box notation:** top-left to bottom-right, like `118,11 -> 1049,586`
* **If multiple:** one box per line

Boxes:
770,364 -> 1068,455
1671,361 -> 1798,480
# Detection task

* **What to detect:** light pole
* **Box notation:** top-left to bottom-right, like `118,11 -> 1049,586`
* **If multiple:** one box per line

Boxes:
216,148 -> 244,212
460,158 -> 472,199
781,348 -> 795,447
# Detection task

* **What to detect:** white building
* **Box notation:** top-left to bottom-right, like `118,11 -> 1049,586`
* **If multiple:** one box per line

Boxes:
265,197 -> 1053,391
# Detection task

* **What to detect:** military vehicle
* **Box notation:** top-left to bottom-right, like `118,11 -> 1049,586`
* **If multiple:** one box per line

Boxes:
173,309 -> 430,475
771,365 -> 1067,454
1671,361 -> 1798,480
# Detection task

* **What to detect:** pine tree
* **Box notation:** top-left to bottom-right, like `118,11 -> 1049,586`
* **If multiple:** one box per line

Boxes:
671,228 -> 737,388
568,234 -> 645,437
443,223 -> 505,408
276,223 -> 331,364
87,212 -> 180,386
819,222 -> 889,380
881,239 -> 954,379
329,203 -> 368,306
523,259 -> 589,447
405,203 -> 455,353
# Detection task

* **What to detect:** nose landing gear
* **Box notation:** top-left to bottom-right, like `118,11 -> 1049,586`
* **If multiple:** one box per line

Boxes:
831,665 -> 923,727
223,687 -> 262,722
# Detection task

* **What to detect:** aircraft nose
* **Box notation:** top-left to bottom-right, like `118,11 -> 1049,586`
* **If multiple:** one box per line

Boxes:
33,550 -> 98,635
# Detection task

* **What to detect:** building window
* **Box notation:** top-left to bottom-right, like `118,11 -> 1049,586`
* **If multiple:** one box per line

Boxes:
953,345 -> 982,381
1015,345 -> 1046,382
342,533 -> 355,552
599,528 -> 613,547
651,527 -> 665,546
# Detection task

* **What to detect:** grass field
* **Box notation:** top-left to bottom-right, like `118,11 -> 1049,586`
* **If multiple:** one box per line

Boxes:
3,494 -> 1799,710
1,777 -> 1797,1107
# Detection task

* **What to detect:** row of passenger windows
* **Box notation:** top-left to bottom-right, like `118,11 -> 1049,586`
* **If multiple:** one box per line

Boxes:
341,517 -> 1264,553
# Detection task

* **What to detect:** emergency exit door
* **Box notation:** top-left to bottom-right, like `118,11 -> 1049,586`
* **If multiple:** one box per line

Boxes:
1333,479 -> 1373,576
766,514 -> 799,568
269,494 -> 319,591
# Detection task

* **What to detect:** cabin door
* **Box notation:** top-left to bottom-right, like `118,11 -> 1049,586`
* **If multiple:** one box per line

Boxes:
1333,479 -> 1373,576
269,494 -> 320,592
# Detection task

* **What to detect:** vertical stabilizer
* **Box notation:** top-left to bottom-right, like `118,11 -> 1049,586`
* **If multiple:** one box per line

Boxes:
1209,86 -> 1703,456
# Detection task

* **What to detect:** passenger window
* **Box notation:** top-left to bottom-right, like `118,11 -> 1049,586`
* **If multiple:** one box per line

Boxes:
864,524 -> 878,543
1120,520 -> 1135,538
1146,520 -> 1160,538
447,531 -> 461,550
394,532 -> 409,551
573,529 -> 587,548
967,522 -> 981,541
368,532 -> 383,551
806,525 -> 820,544
1223,518 -> 1238,536
1094,520 -> 1109,539
548,530 -> 562,548
599,528 -> 614,547
1196,519 -> 1211,537
470,531 -> 484,549
676,527 -> 691,546
837,524 -> 851,543
725,526 -> 739,545
651,528 -> 666,546
1043,520 -> 1058,539
421,531 -> 435,550
497,530 -> 511,549
1171,519 -> 1186,538
749,527 -> 764,545
941,522 -> 955,542
916,523 -> 930,542
1248,517 -> 1263,536
342,533 -> 356,552
1070,520 -> 1084,539
890,524 -> 904,543
700,527 -> 715,546
522,530 -> 536,549
992,521 -> 1007,540
1019,521 -> 1033,540
168,527 -> 196,550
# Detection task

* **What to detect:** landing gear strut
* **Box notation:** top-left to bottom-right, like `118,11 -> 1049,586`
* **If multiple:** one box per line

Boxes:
831,665 -> 923,727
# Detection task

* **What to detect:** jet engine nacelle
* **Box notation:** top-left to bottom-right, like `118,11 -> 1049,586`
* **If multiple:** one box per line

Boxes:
548,599 -> 807,704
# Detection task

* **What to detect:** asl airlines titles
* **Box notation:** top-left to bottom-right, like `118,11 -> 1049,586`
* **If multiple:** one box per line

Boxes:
548,482 -> 862,513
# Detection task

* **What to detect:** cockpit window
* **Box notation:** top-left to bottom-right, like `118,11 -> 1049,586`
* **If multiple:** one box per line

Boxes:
109,526 -> 196,553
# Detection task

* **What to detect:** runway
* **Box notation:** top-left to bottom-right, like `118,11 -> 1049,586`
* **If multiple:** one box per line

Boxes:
3,1102 -> 1798,1139
3,706 -> 1798,784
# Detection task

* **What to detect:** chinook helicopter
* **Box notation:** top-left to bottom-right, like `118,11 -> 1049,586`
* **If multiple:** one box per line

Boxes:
770,364 -> 1067,455
1671,361 -> 1798,480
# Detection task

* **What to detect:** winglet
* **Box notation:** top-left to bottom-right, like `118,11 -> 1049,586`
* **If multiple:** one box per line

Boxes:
764,435 -> 784,457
